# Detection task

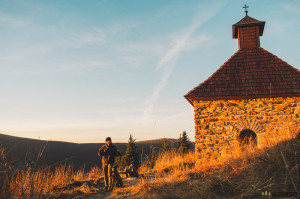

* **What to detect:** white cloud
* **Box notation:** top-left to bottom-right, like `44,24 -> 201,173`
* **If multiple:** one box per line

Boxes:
58,60 -> 112,72
0,15 -> 30,28
76,29 -> 106,45
183,34 -> 212,51
281,1 -> 300,15
116,97 -> 145,102
142,1 -> 227,120
89,61 -> 110,68
111,40 -> 167,68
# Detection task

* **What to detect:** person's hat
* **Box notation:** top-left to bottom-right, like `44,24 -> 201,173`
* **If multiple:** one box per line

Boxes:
105,137 -> 112,142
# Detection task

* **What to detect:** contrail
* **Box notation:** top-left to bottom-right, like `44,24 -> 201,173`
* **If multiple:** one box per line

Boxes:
143,1 -> 227,120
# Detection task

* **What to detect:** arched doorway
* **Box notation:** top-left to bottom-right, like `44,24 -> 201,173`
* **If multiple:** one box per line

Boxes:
238,129 -> 257,146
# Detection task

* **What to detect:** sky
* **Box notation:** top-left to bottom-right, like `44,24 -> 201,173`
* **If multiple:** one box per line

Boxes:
0,0 -> 299,143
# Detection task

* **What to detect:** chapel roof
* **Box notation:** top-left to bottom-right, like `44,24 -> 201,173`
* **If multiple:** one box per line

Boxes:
185,47 -> 300,104
185,13 -> 300,105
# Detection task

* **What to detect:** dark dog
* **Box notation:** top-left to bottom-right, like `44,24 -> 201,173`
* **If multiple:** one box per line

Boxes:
112,165 -> 123,188
125,164 -> 139,178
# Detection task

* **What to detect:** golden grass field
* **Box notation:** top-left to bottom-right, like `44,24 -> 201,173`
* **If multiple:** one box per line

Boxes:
109,127 -> 299,198
0,151 -> 102,198
1,127 -> 299,198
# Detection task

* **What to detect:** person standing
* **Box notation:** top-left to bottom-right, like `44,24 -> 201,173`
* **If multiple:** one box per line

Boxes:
98,137 -> 122,190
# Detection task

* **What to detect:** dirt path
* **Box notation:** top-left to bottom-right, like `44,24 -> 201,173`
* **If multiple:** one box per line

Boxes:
87,177 -> 140,199
87,190 -> 111,199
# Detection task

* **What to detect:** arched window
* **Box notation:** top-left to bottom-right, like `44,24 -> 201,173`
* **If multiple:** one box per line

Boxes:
238,129 -> 257,146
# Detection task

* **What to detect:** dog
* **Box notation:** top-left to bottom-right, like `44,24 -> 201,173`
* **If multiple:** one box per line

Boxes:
112,165 -> 123,188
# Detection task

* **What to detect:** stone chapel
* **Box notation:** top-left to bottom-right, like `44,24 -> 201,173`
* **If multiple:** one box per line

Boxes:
185,9 -> 300,166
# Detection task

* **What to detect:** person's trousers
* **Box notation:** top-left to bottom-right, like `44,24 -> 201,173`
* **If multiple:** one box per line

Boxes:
103,163 -> 112,188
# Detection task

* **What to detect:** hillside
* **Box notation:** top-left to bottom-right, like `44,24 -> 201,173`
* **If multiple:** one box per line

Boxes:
1,131 -> 298,198
0,133 -> 182,170
109,133 -> 300,199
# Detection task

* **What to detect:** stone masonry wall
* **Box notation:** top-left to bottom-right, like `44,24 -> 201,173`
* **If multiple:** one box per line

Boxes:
194,97 -> 300,167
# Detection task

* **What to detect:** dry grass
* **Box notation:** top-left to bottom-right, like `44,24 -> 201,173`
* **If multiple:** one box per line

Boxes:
0,147 -> 12,199
139,150 -> 196,175
110,128 -> 300,199
0,152 -> 102,198
1,127 -> 299,198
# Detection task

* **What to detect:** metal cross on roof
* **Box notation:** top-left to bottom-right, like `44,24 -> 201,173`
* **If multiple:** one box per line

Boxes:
243,4 -> 249,16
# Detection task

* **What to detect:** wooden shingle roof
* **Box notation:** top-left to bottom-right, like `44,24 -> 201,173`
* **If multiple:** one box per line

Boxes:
185,47 -> 300,104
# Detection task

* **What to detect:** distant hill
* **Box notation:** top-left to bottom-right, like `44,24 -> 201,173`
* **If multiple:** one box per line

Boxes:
136,138 -> 178,145
0,134 -> 187,170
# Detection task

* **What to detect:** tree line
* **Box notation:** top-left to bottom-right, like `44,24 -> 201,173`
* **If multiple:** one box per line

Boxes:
115,131 -> 192,169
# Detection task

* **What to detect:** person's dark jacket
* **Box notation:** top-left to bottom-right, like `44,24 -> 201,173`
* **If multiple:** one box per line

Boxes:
98,143 -> 122,164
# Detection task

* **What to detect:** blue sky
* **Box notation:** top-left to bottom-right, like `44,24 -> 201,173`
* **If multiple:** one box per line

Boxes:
0,0 -> 299,143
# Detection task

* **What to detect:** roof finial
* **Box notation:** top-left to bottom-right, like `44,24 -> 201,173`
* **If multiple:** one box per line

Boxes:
243,4 -> 249,16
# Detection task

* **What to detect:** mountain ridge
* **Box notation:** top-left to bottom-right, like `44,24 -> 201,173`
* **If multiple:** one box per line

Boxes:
0,133 -> 186,170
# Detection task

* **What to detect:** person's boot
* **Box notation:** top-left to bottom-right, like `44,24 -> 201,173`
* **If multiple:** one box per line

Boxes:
102,186 -> 108,190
